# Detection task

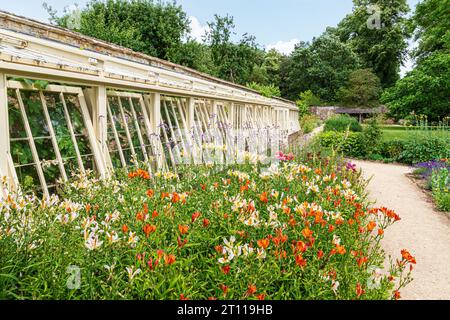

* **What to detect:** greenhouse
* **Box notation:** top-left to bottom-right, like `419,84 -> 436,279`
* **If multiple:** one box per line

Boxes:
0,11 -> 300,196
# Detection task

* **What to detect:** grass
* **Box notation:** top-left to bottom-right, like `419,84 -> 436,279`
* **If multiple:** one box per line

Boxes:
379,126 -> 450,142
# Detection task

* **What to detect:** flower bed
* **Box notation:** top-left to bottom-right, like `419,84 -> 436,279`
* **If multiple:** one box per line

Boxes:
0,155 -> 415,300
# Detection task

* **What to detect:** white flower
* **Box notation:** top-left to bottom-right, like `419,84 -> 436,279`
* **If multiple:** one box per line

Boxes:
126,266 -> 141,281
127,232 -> 139,247
331,280 -> 340,294
85,233 -> 103,250
106,231 -> 119,244
256,248 -> 266,260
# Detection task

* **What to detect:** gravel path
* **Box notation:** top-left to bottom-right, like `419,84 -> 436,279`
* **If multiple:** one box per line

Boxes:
353,160 -> 450,300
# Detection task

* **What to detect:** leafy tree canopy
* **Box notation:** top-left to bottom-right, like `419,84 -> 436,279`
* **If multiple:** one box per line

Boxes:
281,33 -> 361,102
332,0 -> 411,88
381,52 -> 450,121
337,68 -> 381,108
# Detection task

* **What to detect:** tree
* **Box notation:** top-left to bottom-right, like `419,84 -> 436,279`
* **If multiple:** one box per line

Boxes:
412,0 -> 450,61
337,69 -> 381,107
281,33 -> 360,102
246,82 -> 281,98
204,14 -> 265,85
381,52 -> 450,121
44,0 -> 190,62
175,40 -> 215,74
381,0 -> 450,121
333,0 -> 411,88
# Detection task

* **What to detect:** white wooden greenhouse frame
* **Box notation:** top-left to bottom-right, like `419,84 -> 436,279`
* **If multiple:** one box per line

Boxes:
0,11 -> 300,195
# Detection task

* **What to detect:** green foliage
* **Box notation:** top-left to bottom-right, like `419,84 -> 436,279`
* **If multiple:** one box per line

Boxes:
281,33 -> 360,101
431,168 -> 450,212
381,52 -> 450,121
324,115 -> 363,133
45,0 -> 190,62
299,90 -> 322,107
360,119 -> 382,155
318,131 -> 365,157
412,0 -> 450,62
204,14 -> 265,85
375,140 -> 406,161
175,40 -> 215,74
337,69 -> 381,107
397,136 -> 450,165
246,82 -> 281,98
300,115 -> 321,134
332,0 -> 411,87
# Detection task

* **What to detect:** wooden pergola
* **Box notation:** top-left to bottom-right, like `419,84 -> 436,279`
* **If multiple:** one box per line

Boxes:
0,11 -> 300,195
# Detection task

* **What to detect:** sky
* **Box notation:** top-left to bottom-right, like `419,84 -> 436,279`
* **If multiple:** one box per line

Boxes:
0,0 -> 421,74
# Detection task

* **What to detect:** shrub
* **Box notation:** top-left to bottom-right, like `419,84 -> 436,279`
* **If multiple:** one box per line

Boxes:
431,168 -> 450,212
318,131 -> 365,157
324,115 -> 362,133
360,120 -> 382,156
300,115 -> 321,134
398,136 -> 450,164
376,140 -> 406,161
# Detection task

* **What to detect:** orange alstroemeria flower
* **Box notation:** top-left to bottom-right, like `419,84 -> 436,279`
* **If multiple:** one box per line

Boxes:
393,291 -> 401,300
203,218 -> 210,228
366,221 -> 377,232
257,238 -> 270,250
295,254 -> 307,268
121,224 -> 129,233
178,225 -> 189,235
164,254 -> 176,265
401,249 -> 416,264
302,227 -> 313,239
256,294 -> 266,301
143,224 -> 157,237
259,192 -> 269,204
146,189 -> 154,198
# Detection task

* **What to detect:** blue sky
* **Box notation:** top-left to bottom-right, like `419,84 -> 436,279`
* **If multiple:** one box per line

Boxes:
0,0 -> 421,72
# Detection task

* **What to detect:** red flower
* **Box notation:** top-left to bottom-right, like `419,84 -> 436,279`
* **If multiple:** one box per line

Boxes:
317,250 -> 324,259
121,224 -> 129,233
146,189 -> 154,198
246,284 -> 257,296
256,294 -> 266,300
219,284 -> 229,295
203,218 -> 210,228
191,211 -> 201,223
356,283 -> 365,298
180,294 -> 189,300
172,192 -> 180,203
295,254 -> 307,268
136,212 -> 145,221
221,265 -> 231,275
152,210 -> 159,219
177,237 -> 188,248
393,291 -> 401,300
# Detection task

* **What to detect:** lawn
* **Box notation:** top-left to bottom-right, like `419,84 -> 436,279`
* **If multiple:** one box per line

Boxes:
380,126 -> 450,142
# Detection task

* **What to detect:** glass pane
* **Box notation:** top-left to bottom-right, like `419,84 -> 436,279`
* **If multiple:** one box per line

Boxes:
44,93 -> 78,162
109,151 -> 122,169
64,94 -> 85,135
7,89 -> 27,139
10,139 -> 34,166
20,90 -> 50,138
14,164 -> 41,193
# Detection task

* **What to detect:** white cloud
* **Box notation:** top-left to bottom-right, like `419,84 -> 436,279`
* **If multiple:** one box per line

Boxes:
187,16 -> 210,43
266,39 -> 300,55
